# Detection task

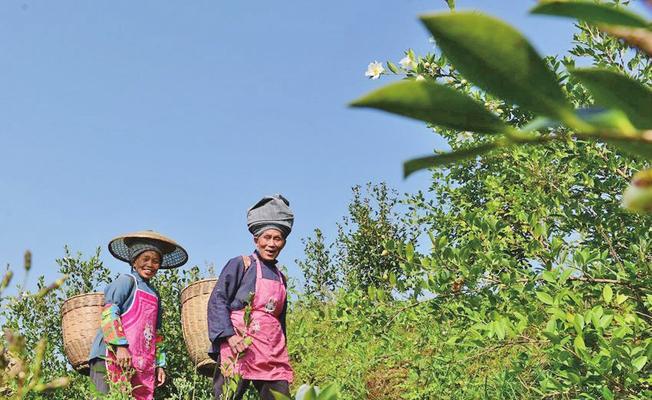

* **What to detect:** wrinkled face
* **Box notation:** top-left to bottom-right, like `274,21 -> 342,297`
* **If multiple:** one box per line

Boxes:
132,250 -> 162,280
254,229 -> 286,261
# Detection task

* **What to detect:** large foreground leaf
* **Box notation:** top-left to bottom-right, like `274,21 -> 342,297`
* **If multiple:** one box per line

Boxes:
404,142 -> 500,177
420,12 -> 572,120
350,80 -> 508,134
600,26 -> 652,57
570,68 -> 652,129
599,136 -> 652,160
531,1 -> 649,28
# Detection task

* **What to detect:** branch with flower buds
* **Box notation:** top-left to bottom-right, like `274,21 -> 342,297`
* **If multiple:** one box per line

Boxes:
0,252 -> 70,398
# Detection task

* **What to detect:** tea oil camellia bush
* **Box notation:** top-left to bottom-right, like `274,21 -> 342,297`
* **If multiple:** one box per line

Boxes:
2,1 -> 651,399
327,0 -> 650,398
352,0 -> 652,212
0,252 -> 70,399
0,248 -> 223,399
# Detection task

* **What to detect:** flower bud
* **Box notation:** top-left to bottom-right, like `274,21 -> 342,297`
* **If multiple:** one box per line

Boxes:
23,250 -> 32,272
1,270 -> 13,291
36,377 -> 70,392
623,169 -> 652,213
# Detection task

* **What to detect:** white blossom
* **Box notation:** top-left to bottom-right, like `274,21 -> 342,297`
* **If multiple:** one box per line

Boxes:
365,61 -> 385,80
399,55 -> 417,70
456,131 -> 473,143
415,75 -> 426,81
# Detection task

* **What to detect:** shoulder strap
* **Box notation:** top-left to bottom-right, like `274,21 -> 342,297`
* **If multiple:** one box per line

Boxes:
241,255 -> 252,271
126,273 -> 138,291
121,273 -> 139,314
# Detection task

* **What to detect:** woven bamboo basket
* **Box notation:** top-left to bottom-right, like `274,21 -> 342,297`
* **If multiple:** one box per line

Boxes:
181,278 -> 218,377
61,292 -> 104,375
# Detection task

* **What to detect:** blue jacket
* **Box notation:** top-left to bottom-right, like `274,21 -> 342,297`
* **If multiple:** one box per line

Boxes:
207,251 -> 287,360
88,273 -> 164,365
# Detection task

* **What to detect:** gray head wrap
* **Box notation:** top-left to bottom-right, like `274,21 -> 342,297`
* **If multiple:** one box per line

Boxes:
247,194 -> 294,238
128,239 -> 164,265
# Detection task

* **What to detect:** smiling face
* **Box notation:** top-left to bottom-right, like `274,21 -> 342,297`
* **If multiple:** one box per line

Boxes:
132,250 -> 162,280
254,229 -> 286,262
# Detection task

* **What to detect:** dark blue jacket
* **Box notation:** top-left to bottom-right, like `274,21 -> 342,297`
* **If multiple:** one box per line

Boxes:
207,251 -> 287,360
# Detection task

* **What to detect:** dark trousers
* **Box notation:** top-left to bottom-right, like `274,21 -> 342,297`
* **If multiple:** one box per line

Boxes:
213,371 -> 290,400
89,358 -> 109,394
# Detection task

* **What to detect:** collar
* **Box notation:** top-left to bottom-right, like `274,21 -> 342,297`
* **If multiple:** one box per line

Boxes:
130,270 -> 150,284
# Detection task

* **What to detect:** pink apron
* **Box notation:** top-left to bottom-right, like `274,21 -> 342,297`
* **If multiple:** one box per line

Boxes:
106,274 -> 158,400
220,254 -> 294,382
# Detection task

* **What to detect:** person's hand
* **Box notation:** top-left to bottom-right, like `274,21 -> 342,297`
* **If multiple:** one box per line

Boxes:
227,334 -> 249,354
115,346 -> 132,369
155,367 -> 166,387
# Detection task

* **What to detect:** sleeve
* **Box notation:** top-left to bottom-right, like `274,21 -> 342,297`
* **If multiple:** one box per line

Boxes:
207,257 -> 244,343
155,333 -> 166,368
101,274 -> 134,346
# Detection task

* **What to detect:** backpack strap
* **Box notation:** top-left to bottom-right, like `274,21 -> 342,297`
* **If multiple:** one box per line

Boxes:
241,255 -> 252,271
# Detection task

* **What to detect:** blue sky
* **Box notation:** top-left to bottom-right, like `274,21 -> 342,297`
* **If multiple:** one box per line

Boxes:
1,0 -> 634,290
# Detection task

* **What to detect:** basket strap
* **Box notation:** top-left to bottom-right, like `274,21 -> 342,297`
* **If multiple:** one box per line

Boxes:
241,255 -> 252,271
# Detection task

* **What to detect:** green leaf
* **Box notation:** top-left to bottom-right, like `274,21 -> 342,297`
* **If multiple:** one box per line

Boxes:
601,386 -> 615,400
350,80 -> 509,133
386,61 -> 399,74
531,1 -> 649,29
521,116 -> 560,132
545,318 -> 557,333
271,390 -> 293,400
495,318 -> 506,340
487,321 -> 496,338
600,136 -> 652,160
445,0 -> 455,11
599,314 -> 613,329
613,326 -> 631,338
601,25 -> 652,58
560,268 -> 573,284
302,387 -> 318,400
536,291 -> 555,305
403,143 -> 500,177
542,270 -> 556,283
572,107 -> 652,158
420,12 -> 572,119
577,108 -> 637,132
632,356 -> 648,372
574,334 -> 586,352
591,305 -> 604,319
603,285 -> 613,304
389,271 -> 397,286
405,243 -> 415,262
574,314 -> 585,334
566,371 -> 581,385
570,68 -> 652,129
317,383 -> 340,400
623,168 -> 652,211
615,294 -> 628,305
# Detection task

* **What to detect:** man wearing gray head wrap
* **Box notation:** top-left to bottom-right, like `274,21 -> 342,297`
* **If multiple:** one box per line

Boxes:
246,194 -> 294,238
208,194 -> 295,400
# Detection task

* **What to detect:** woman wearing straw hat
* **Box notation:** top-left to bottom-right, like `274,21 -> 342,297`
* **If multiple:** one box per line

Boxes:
88,230 -> 188,399
208,194 -> 294,400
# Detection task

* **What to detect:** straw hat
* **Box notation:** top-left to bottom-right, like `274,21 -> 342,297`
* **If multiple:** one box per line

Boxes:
108,230 -> 188,269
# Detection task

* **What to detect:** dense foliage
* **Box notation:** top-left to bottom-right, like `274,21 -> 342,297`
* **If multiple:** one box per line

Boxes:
295,1 -> 651,399
1,1 -> 650,399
